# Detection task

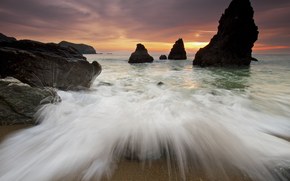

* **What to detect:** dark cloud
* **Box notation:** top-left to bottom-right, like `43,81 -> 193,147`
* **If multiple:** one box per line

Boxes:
0,0 -> 289,52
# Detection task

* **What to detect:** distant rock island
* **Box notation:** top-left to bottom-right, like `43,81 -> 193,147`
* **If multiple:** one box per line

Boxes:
128,43 -> 154,63
59,41 -> 96,54
168,38 -> 187,60
193,0 -> 258,66
159,55 -> 167,60
0,33 -> 17,42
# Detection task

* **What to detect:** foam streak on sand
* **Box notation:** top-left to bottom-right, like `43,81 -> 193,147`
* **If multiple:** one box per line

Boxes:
1,83 -> 290,181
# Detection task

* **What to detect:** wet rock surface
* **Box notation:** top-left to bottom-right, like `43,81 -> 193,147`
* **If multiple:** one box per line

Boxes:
0,39 -> 101,90
0,79 -> 60,125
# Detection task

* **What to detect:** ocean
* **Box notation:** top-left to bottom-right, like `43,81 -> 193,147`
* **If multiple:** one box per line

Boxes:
0,53 -> 290,180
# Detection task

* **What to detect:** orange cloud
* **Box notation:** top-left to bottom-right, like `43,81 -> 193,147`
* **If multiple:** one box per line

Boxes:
254,44 -> 290,52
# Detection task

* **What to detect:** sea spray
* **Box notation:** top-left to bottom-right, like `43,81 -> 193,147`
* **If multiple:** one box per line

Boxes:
0,85 -> 289,180
1,56 -> 290,180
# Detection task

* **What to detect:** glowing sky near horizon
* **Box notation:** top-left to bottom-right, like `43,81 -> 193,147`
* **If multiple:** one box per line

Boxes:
0,0 -> 289,53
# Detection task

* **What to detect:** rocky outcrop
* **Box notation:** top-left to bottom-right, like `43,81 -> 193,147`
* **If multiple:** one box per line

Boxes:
59,41 -> 96,54
128,44 -> 154,63
168,38 -> 187,60
0,33 -> 16,42
193,0 -> 258,67
0,79 -> 60,125
159,55 -> 167,60
0,39 -> 101,90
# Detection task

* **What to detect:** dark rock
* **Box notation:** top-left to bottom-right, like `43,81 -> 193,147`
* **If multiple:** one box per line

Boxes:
0,39 -> 102,90
128,44 -> 154,63
0,79 -> 60,125
157,82 -> 164,86
193,0 -> 259,67
59,41 -> 96,54
97,81 -> 113,87
159,55 -> 167,60
168,38 -> 187,60
0,33 -> 16,42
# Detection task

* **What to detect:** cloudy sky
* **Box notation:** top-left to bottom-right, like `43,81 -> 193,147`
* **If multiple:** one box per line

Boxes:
0,0 -> 289,53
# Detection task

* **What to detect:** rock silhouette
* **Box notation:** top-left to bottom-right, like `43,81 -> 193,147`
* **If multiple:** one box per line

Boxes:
168,38 -> 187,60
159,55 -> 167,60
193,0 -> 258,66
59,41 -> 96,54
0,33 -> 16,42
128,44 -> 154,63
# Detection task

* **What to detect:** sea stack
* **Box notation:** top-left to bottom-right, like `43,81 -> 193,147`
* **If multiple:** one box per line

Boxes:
193,0 -> 258,66
168,38 -> 187,60
159,55 -> 167,60
128,43 -> 154,63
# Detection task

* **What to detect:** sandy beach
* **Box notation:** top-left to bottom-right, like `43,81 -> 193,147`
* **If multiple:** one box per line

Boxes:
0,125 -> 31,142
0,125 -> 252,181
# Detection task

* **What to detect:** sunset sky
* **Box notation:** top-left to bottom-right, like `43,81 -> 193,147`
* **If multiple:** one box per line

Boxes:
0,0 -> 289,54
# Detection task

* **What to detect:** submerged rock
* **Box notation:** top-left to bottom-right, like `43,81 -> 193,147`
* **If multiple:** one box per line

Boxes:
157,81 -> 164,86
0,39 -> 101,90
59,41 -> 96,54
159,55 -> 167,60
128,44 -> 154,63
168,38 -> 187,60
193,0 -> 258,67
0,79 -> 60,125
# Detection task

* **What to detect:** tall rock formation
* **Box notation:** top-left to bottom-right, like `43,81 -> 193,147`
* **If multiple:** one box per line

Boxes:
193,0 -> 258,66
128,44 -> 154,63
168,38 -> 187,60
59,41 -> 96,54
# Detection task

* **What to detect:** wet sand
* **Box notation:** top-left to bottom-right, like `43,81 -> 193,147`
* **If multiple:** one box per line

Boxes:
0,125 -> 251,181
0,125 -> 31,142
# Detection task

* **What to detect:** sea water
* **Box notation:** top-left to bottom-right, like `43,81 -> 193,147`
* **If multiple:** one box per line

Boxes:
0,53 -> 290,181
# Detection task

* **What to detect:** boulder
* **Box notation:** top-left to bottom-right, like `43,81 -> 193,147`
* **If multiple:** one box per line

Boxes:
168,38 -> 187,60
159,55 -> 167,60
0,79 -> 60,125
128,44 -> 154,63
0,39 -> 102,90
59,41 -> 96,54
193,0 -> 259,67
0,33 -> 16,42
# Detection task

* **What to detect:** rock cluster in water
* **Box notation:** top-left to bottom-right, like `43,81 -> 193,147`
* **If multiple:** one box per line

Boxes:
168,38 -> 187,60
193,0 -> 258,66
0,38 -> 101,90
59,41 -> 96,54
128,43 -> 154,63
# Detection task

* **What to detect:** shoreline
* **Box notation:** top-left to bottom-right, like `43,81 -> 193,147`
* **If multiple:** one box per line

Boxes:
0,125 -> 251,181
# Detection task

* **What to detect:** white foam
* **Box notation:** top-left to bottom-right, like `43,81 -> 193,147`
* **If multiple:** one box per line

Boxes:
1,81 -> 290,181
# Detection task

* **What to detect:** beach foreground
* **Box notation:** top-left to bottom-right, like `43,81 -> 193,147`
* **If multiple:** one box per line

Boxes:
1,125 -> 251,181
